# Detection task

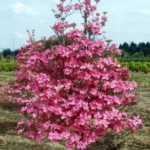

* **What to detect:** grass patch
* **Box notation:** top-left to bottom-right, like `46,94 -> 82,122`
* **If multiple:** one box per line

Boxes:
0,135 -> 66,150
0,71 -> 15,80
131,71 -> 150,83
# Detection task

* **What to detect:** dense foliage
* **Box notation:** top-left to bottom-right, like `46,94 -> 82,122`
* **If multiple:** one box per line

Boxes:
120,62 -> 150,73
119,42 -> 150,61
0,58 -> 16,72
0,49 -> 19,59
4,0 -> 142,150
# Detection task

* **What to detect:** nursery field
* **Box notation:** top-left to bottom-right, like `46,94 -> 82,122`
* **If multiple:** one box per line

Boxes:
0,71 -> 150,150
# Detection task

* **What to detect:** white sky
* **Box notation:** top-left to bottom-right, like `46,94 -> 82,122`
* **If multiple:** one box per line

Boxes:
0,0 -> 150,50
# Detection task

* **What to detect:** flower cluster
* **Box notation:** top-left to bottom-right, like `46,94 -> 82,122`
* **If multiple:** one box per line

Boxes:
5,0 -> 142,150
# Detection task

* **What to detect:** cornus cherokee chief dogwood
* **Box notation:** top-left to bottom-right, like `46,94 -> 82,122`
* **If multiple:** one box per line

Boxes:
4,0 -> 142,149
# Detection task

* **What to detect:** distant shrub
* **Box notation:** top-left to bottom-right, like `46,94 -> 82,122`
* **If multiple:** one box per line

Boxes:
0,66 -> 2,72
120,61 -> 150,73
0,59 -> 16,72
4,66 -> 10,72
134,65 -> 139,72
121,62 -> 129,68
146,62 -> 150,68
129,62 -> 136,71
141,64 -> 149,73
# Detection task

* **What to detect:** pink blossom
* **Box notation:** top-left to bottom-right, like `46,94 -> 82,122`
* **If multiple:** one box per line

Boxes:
3,0 -> 143,150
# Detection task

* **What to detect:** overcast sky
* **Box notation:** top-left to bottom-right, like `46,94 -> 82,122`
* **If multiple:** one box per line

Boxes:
1,0 -> 150,51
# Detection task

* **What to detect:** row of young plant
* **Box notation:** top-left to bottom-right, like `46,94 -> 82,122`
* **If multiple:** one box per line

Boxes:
120,61 -> 150,73
0,59 -> 17,72
0,59 -> 150,74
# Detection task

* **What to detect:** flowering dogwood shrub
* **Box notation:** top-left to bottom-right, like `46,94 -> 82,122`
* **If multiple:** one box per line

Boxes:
5,0 -> 142,149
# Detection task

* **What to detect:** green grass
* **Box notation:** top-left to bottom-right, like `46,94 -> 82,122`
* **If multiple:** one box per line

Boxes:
0,71 -> 150,150
131,71 -> 150,83
0,71 -> 15,80
0,71 -> 15,89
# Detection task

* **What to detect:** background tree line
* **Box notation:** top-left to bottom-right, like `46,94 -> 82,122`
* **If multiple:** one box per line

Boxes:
0,48 -> 19,60
119,42 -> 150,61
0,49 -> 19,71
1,41 -> 150,61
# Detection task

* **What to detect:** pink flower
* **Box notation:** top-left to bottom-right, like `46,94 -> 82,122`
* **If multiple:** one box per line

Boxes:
4,0 -> 142,149
74,3 -> 83,10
